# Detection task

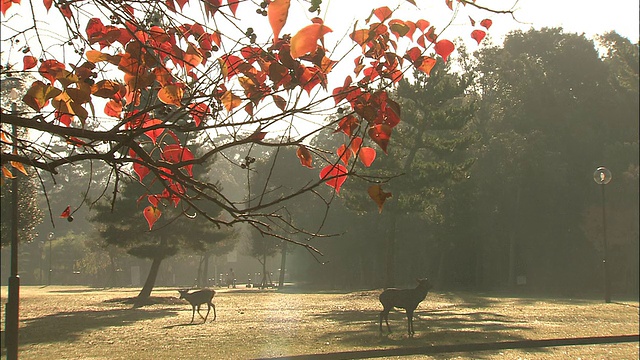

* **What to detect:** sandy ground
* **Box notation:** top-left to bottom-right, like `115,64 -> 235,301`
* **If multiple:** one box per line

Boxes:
1,286 -> 638,359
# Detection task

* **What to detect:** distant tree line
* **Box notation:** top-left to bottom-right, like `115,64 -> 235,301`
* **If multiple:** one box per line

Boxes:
2,28 -> 637,298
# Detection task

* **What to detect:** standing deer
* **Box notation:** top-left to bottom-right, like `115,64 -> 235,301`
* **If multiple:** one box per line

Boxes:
379,278 -> 432,336
178,288 -> 216,323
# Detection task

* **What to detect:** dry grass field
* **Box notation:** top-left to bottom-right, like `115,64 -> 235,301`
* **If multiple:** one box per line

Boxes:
1,285 -> 638,359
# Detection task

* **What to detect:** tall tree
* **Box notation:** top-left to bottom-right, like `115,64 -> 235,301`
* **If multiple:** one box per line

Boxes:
2,0 -> 506,257
471,28 -> 638,292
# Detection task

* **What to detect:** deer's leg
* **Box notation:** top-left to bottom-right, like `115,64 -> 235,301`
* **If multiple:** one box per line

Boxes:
210,302 -> 216,321
190,306 -> 196,323
202,304 -> 211,323
406,309 -> 414,336
380,306 -> 392,333
197,304 -> 206,320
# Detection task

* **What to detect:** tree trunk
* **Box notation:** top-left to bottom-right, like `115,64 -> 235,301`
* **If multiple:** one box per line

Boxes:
134,256 -> 163,307
202,251 -> 210,288
508,186 -> 521,287
278,241 -> 287,289
108,251 -> 117,288
384,212 -> 398,288
260,252 -> 268,288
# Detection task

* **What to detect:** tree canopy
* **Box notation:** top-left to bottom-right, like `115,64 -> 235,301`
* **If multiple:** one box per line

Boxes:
1,0 -> 503,252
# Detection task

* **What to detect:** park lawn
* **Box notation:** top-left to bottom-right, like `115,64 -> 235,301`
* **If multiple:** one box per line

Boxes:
1,285 -> 638,359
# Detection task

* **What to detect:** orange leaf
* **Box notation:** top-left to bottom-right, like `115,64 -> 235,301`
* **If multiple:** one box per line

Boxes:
23,80 -> 62,111
10,161 -> 28,176
221,90 -> 242,112
23,55 -> 37,70
416,56 -> 436,75
368,184 -> 392,213
158,85 -> 183,106
268,0 -> 290,42
143,206 -> 162,230
434,39 -> 454,63
319,164 -> 348,193
471,29 -> 486,45
350,29 -> 371,47
2,166 -> 15,179
296,145 -> 313,169
480,19 -> 493,29
290,23 -> 332,59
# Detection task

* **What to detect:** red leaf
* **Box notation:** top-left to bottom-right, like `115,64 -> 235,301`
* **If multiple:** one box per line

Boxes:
23,55 -> 37,70
335,114 -> 360,137
55,110 -> 73,127
59,3 -> 72,18
228,0 -> 239,15
337,144 -> 351,165
471,30 -> 486,45
188,102 -> 209,126
480,19 -> 493,29
133,162 -> 150,182
43,0 -> 52,11
358,147 -> 377,167
434,39 -> 454,63
445,0 -> 453,10
143,118 -> 164,144
368,184 -> 392,213
296,145 -> 313,169
147,195 -> 160,208
373,6 -> 392,22
38,59 -> 65,85
161,144 -> 195,176
60,205 -> 71,218
104,99 -> 123,118
319,164 -> 348,193
368,124 -> 392,153
249,129 -> 267,141
143,206 -> 162,230
415,19 -> 430,32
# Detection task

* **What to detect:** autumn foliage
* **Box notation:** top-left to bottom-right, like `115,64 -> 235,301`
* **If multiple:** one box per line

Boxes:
1,0 -> 494,233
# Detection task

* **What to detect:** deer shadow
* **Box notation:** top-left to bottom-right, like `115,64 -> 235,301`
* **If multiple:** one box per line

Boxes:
306,302 -> 553,359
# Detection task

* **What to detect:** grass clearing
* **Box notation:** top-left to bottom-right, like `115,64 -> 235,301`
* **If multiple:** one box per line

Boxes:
1,286 -> 638,359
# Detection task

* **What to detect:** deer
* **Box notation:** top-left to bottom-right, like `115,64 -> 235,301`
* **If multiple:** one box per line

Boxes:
379,278 -> 432,336
178,288 -> 216,324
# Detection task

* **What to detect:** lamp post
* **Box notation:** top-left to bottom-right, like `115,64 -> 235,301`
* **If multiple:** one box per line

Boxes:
593,166 -> 612,303
5,82 -> 22,360
48,232 -> 54,286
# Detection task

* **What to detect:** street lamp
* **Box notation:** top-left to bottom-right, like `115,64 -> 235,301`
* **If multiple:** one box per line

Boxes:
4,78 -> 22,360
593,166 -> 612,303
48,232 -> 54,286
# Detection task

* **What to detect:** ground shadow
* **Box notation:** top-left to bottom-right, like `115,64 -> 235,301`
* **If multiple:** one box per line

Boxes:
17,306 -> 178,346
305,302 -> 551,359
